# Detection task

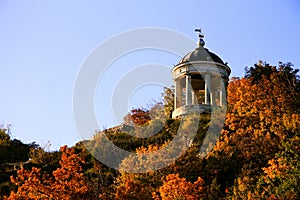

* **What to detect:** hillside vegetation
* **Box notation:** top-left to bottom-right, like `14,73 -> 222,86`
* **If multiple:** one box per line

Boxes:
0,61 -> 299,199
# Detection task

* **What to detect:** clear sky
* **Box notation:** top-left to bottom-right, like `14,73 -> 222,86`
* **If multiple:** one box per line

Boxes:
0,0 -> 299,150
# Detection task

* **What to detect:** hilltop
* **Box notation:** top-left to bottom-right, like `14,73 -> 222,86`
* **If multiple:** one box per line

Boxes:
1,61 -> 299,199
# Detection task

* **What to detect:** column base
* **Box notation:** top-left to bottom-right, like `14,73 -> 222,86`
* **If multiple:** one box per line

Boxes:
172,104 -> 220,118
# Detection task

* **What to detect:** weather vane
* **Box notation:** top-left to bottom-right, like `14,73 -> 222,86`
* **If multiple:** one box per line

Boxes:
195,28 -> 204,38
195,28 -> 205,47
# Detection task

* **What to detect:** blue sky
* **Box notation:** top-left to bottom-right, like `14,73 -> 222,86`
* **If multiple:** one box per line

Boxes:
0,0 -> 299,150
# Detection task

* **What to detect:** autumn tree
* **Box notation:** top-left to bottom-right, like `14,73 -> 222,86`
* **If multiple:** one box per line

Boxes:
116,114 -> 211,199
215,62 -> 300,198
123,108 -> 151,126
0,126 -> 37,198
162,87 -> 174,118
153,173 -> 205,200
251,115 -> 300,199
114,172 -> 154,200
8,146 -> 88,200
3,61 -> 299,199
245,61 -> 300,112
116,142 -> 174,199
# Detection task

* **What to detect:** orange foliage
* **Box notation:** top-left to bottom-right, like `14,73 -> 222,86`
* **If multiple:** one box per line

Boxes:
262,158 -> 289,180
114,174 -> 154,200
216,73 -> 298,161
123,108 -> 151,126
153,174 -> 205,200
219,64 -> 300,199
8,146 -> 88,200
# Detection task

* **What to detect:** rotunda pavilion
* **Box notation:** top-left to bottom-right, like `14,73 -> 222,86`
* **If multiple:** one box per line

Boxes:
172,29 -> 231,118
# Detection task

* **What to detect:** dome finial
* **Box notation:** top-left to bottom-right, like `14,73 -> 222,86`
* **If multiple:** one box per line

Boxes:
195,28 -> 205,47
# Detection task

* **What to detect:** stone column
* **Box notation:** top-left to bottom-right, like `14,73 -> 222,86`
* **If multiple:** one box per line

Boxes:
174,78 -> 178,108
191,90 -> 196,105
219,78 -> 223,107
186,74 -> 192,106
205,74 -> 211,105
175,78 -> 182,108
210,91 -> 214,105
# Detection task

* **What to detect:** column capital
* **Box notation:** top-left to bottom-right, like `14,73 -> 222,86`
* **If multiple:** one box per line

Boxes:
184,72 -> 192,76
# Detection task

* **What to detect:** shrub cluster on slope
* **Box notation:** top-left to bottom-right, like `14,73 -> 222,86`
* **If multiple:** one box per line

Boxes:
1,62 -> 299,199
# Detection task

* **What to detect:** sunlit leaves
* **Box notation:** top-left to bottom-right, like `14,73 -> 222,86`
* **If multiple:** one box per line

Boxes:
153,173 -> 205,200
8,146 -> 88,200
